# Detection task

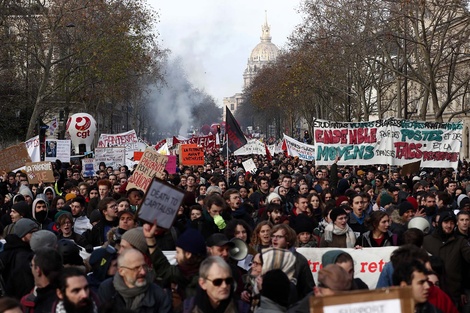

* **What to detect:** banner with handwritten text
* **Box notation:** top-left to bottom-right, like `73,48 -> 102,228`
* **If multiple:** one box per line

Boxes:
313,118 -> 462,168
283,134 -> 316,161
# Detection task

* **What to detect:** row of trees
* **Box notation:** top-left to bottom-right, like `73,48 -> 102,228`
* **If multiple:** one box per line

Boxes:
237,0 -> 470,137
0,0 -> 220,145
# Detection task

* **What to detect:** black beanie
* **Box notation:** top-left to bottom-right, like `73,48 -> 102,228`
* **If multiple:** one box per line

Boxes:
293,214 -> 314,234
398,201 -> 414,216
12,201 -> 30,218
261,269 -> 290,308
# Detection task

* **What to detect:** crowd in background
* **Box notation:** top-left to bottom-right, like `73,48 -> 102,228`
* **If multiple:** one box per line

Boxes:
0,152 -> 469,312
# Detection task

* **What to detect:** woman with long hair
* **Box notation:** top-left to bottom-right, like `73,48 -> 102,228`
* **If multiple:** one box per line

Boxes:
355,211 -> 397,247
250,220 -> 273,252
307,193 -> 324,223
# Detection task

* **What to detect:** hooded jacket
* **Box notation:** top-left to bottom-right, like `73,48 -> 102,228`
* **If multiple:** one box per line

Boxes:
31,198 -> 52,230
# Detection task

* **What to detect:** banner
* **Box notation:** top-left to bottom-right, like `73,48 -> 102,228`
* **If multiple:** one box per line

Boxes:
97,130 -> 138,149
297,246 -> 397,289
172,134 -> 218,152
94,147 -> 126,170
242,158 -> 257,174
283,134 -> 316,161
25,136 -> 40,162
313,118 -> 463,168
234,139 -> 266,156
127,148 -> 169,192
225,106 -> 247,152
44,140 -> 71,163
25,162 -> 55,184
179,144 -> 204,166
0,143 -> 32,172
165,155 -> 177,174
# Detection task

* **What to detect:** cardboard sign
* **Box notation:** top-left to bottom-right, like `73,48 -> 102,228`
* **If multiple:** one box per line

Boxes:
179,144 -> 204,166
127,148 -> 169,192
25,162 -> 55,184
0,142 -> 32,172
242,158 -> 257,174
311,287 -> 414,313
137,177 -> 185,229
25,136 -> 40,162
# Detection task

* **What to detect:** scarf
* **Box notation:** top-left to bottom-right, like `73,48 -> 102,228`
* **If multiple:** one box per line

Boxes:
113,272 -> 149,311
323,223 -> 356,248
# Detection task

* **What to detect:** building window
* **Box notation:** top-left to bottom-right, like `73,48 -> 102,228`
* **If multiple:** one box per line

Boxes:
231,103 -> 235,111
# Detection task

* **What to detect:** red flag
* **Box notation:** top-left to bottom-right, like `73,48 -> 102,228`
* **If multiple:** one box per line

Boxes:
282,139 -> 289,157
265,143 -> 272,161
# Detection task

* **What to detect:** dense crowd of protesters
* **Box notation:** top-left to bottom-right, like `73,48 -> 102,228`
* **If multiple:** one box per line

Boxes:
0,151 -> 469,312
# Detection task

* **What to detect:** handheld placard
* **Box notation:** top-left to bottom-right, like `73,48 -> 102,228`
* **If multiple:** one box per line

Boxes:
136,177 -> 185,229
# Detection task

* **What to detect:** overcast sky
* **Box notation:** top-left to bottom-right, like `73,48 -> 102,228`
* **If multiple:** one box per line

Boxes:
147,0 -> 303,106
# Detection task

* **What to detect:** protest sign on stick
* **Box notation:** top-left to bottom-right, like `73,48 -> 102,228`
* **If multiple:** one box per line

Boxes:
25,162 -> 55,184
137,177 -> 185,229
126,148 -> 168,192
0,143 -> 32,172
179,144 -> 204,166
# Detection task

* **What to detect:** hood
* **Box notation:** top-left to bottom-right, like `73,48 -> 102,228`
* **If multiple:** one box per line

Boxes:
43,186 -> 56,200
390,209 -> 405,225
32,198 -> 49,221
18,185 -> 33,199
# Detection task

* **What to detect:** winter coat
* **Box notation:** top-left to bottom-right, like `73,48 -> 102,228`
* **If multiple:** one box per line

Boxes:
355,230 -> 397,247
254,296 -> 286,313
98,277 -> 172,313
422,232 -> 470,301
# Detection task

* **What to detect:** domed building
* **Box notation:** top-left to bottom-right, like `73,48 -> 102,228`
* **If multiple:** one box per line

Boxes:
243,14 -> 279,89
223,13 -> 279,118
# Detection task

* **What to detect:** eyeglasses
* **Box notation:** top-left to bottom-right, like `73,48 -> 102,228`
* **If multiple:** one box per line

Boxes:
271,235 -> 285,240
206,277 -> 234,286
120,264 -> 149,272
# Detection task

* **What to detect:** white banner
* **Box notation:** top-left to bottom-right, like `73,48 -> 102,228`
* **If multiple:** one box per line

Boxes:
297,246 -> 397,289
234,139 -> 266,156
44,140 -> 71,163
94,147 -> 126,169
313,118 -> 462,168
25,136 -> 40,162
283,134 -> 316,161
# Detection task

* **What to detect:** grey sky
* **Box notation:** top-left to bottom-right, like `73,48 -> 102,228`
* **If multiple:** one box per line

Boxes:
147,0 -> 303,105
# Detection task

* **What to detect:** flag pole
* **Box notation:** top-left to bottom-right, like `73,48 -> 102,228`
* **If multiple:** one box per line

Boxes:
226,133 -> 229,178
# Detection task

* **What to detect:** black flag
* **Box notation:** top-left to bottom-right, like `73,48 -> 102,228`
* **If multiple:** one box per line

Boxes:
225,106 -> 247,152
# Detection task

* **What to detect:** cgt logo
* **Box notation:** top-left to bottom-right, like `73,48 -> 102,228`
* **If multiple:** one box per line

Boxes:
71,116 -> 92,139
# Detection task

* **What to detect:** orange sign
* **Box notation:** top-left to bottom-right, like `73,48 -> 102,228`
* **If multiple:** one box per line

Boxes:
179,144 -> 204,166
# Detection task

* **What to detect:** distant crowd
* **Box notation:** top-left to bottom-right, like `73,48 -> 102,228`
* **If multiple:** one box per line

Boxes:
0,152 -> 469,313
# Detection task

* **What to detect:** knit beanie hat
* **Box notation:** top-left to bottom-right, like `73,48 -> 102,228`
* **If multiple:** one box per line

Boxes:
335,196 -> 349,207
261,269 -> 290,308
57,239 -> 83,266
19,185 -> 33,200
12,201 -> 30,218
176,228 -> 207,256
457,194 -> 470,210
206,186 -> 222,196
261,247 -> 296,281
121,227 -> 147,255
266,193 -> 281,204
318,264 -> 352,291
321,250 -> 345,266
14,218 -> 39,238
89,210 -> 102,224
30,230 -> 58,252
406,196 -> 419,211
398,201 -> 415,216
293,214 -> 314,234
54,210 -> 72,222
380,193 -> 394,207
89,246 -> 118,281
329,208 -> 347,222
65,193 -> 77,202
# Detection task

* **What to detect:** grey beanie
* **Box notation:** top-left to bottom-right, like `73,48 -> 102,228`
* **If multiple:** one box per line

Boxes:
30,230 -> 58,252
121,227 -> 147,255
14,218 -> 39,238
